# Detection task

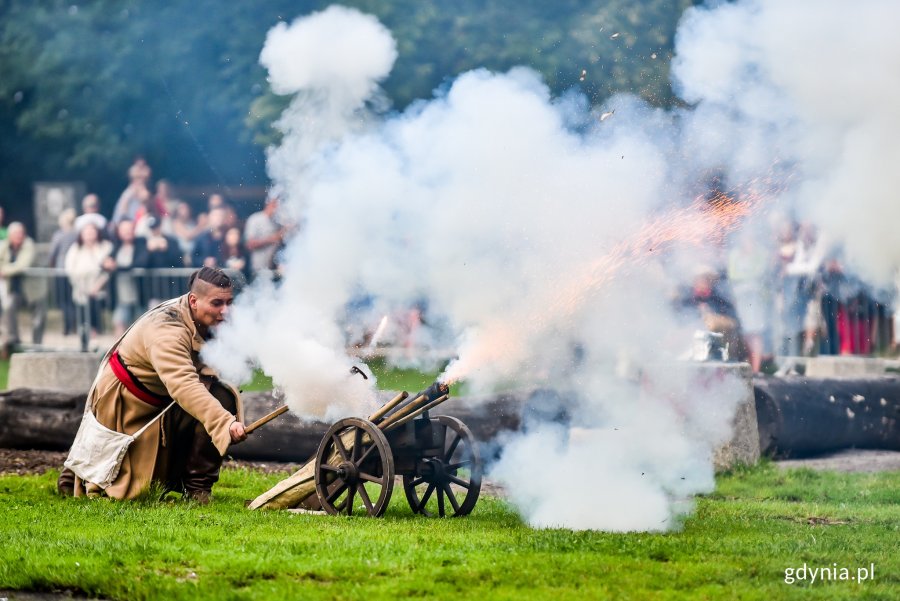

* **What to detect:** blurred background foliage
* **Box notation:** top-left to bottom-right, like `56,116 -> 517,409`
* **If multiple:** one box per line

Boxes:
0,0 -> 697,221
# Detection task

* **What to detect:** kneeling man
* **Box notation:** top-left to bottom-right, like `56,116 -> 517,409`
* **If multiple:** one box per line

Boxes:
58,266 -> 247,503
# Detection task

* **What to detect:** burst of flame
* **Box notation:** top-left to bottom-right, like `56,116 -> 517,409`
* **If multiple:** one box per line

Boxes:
440,181 -> 779,385
368,314 -> 389,349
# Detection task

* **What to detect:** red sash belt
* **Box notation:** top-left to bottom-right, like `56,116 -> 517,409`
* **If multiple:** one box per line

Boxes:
109,350 -> 169,407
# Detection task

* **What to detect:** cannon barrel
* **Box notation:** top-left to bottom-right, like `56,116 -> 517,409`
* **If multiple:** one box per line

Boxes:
413,381 -> 451,404
378,381 -> 450,429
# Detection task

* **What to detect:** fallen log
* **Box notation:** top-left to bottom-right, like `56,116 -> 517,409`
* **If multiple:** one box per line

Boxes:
754,376 -> 900,457
0,389 -> 87,450
0,388 -> 521,462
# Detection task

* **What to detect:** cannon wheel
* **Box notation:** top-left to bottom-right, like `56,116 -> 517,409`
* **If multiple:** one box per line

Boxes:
314,417 -> 395,517
403,416 -> 482,517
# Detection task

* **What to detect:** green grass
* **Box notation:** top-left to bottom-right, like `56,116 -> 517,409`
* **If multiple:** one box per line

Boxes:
241,358 -> 447,394
0,358 -> 8,390
1,463 -> 897,600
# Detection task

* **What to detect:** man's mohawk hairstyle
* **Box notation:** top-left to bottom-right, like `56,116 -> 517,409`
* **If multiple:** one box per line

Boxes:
189,266 -> 232,289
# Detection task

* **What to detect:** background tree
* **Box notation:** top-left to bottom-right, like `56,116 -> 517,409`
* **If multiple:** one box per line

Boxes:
0,0 -> 696,227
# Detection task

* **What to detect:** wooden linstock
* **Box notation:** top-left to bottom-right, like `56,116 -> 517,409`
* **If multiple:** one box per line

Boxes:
245,405 -> 289,434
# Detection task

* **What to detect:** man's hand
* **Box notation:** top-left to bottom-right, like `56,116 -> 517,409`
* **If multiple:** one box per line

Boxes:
229,421 -> 247,444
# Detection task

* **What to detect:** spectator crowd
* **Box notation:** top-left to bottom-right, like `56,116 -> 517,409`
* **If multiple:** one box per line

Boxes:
677,215 -> 896,372
0,157 -> 289,350
0,161 -> 897,369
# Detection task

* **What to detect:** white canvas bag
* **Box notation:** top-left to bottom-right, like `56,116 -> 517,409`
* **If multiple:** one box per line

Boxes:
64,401 -> 175,489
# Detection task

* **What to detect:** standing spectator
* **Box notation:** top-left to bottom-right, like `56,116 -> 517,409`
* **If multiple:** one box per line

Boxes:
781,223 -> 824,355
677,267 -> 747,361
49,208 -> 79,335
103,220 -> 145,336
192,207 -> 227,268
220,227 -> 250,281
135,216 -> 183,307
0,222 -> 46,348
223,204 -> 240,231
137,216 -> 183,269
131,187 -> 157,238
728,232 -> 774,372
207,193 -> 225,212
129,156 -> 152,183
838,279 -> 874,355
820,256 -> 847,355
171,202 -> 203,265
244,196 -> 284,280
65,222 -> 112,344
111,157 -> 152,226
74,194 -> 108,233
153,179 -> 174,215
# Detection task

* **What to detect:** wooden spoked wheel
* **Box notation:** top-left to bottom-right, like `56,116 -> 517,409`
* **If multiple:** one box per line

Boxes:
314,418 -> 395,517
403,416 -> 482,517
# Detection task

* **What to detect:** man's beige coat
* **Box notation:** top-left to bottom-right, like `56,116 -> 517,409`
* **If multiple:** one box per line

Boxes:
74,295 -> 242,499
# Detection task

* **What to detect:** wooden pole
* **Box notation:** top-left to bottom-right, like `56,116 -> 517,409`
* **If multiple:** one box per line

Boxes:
245,405 -> 289,434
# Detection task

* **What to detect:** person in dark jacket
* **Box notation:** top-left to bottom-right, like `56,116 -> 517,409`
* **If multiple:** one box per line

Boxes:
103,219 -> 147,336
677,267 -> 747,361
135,216 -> 184,307
191,207 -> 227,268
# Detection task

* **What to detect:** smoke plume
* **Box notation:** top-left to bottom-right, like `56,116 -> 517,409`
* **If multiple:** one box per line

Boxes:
673,0 -> 900,283
205,0 -> 900,529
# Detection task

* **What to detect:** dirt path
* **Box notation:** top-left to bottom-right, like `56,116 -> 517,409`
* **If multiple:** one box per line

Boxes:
775,449 -> 900,473
0,448 -> 302,477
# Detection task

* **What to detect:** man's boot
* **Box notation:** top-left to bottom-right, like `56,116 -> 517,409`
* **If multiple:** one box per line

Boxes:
57,467 -> 75,497
181,420 -> 224,504
180,381 -> 236,503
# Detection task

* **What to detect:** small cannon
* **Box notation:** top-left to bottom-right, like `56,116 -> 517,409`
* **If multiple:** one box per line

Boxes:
310,382 -> 483,517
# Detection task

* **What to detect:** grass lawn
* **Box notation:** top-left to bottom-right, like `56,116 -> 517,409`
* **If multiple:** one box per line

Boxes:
0,463 -> 897,600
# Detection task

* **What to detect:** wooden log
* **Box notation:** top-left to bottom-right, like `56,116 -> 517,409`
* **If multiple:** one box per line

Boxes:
0,388 -> 524,463
0,388 -> 87,450
753,376 -> 900,457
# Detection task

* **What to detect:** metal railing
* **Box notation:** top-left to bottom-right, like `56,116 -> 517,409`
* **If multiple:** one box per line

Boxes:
3,267 -> 244,352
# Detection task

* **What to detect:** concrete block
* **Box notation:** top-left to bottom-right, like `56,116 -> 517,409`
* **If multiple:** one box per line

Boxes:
6,351 -> 104,393
638,361 -> 760,470
711,365 -> 760,470
683,362 -> 760,471
804,356 -> 888,378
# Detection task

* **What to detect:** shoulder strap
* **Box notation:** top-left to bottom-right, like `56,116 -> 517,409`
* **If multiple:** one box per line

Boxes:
132,401 -> 177,439
86,296 -> 183,414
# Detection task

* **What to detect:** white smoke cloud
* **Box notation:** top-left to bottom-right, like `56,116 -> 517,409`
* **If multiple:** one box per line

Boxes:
492,366 -> 748,531
206,0 -> 899,529
673,0 -> 900,283
261,5 -> 398,211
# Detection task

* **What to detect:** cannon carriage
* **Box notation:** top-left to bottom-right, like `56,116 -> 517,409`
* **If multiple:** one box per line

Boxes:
310,383 -> 483,517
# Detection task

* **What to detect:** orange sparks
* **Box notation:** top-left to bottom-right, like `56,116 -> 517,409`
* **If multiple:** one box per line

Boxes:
441,183 -> 776,384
